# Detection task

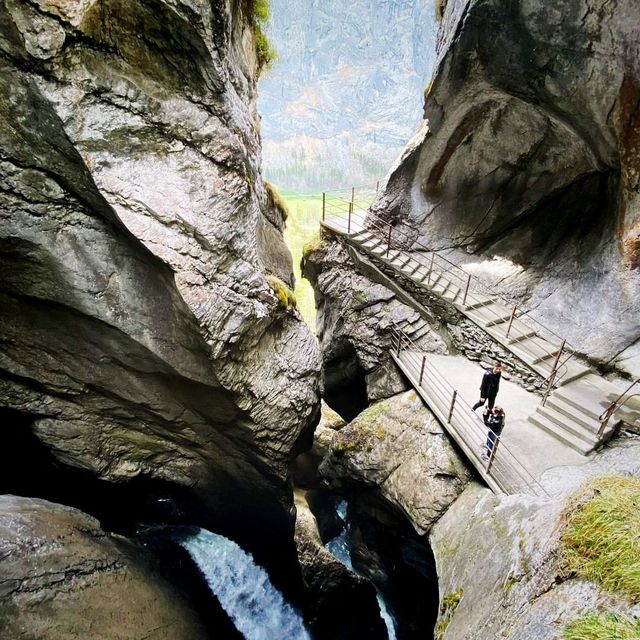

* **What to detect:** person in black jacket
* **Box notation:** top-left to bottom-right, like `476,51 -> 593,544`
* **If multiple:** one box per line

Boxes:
472,361 -> 503,411
482,406 -> 505,460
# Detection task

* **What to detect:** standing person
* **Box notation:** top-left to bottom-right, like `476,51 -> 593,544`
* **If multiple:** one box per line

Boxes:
472,361 -> 503,411
482,406 -> 505,460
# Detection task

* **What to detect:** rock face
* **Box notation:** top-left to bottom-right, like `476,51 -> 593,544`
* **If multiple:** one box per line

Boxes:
375,0 -> 640,374
320,391 -> 472,536
293,490 -> 387,640
303,234 -> 448,417
0,0 -> 320,542
0,496 -> 211,640
431,434 -> 640,640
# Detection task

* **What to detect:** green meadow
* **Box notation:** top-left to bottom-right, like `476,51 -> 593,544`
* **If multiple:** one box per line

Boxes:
280,189 -> 324,330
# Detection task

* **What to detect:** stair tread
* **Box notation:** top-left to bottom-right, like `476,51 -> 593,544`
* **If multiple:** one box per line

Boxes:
528,415 -> 594,455
536,406 -> 599,443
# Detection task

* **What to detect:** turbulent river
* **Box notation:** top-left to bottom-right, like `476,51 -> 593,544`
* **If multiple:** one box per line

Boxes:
326,502 -> 397,640
179,528 -> 311,640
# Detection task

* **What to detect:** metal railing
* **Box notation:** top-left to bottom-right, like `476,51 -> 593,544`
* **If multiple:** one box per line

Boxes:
320,189 -> 580,389
391,325 -> 547,496
597,378 -> 640,439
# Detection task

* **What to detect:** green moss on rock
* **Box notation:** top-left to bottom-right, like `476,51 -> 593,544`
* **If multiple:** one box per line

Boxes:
266,275 -> 297,310
436,588 -> 464,639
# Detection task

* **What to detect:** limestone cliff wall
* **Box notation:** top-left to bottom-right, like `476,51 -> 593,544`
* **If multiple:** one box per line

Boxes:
374,0 -> 640,375
0,0 -> 320,539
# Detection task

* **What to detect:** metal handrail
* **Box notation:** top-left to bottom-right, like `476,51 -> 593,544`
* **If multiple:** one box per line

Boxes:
322,200 -> 575,388
597,378 -> 640,438
324,191 -> 581,364
390,325 -> 548,496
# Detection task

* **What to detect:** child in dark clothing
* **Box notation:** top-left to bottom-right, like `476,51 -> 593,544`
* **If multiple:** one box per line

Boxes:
482,406 -> 505,460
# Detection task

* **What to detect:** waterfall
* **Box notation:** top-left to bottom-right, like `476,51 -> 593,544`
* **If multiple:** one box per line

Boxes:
326,502 -> 398,640
179,528 -> 311,640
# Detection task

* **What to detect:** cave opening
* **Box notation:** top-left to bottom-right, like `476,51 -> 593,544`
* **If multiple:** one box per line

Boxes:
322,340 -> 369,422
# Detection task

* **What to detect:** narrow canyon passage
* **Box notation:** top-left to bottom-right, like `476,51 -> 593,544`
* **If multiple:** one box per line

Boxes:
2,1 -> 640,640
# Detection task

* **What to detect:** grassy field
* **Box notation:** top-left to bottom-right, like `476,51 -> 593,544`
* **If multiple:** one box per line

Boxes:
280,189 -> 324,330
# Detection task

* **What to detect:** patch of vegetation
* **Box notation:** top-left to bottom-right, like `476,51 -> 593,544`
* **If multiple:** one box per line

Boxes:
561,475 -> 640,602
334,427 -> 366,454
266,275 -> 297,311
301,233 -> 323,261
265,181 -> 289,223
563,613 -> 640,640
436,588 -> 463,639
374,425 -> 386,439
435,0 -> 447,21
246,0 -> 277,70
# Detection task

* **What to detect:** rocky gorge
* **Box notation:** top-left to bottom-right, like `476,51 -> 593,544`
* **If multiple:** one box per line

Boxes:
2,1 -> 640,640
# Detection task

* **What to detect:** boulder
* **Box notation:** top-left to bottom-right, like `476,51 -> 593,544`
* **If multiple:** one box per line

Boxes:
319,390 -> 472,536
0,496 -> 215,640
431,434 -> 640,639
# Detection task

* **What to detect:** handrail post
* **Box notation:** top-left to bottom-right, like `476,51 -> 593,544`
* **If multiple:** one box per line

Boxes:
428,252 -> 435,278
351,187 -> 355,207
396,331 -> 401,356
596,377 -> 640,439
486,436 -> 500,474
419,356 -> 426,385
541,340 -> 565,406
376,180 -> 380,193
462,274 -> 472,307
386,225 -> 392,258
447,390 -> 457,423
348,202 -> 353,234
322,192 -> 326,221
597,405 -> 614,439
505,305 -> 517,338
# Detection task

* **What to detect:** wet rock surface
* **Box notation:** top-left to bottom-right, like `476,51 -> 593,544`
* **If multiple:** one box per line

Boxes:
0,496 -> 213,640
320,391 -> 472,537
431,435 -> 640,640
0,0 -> 320,548
293,490 -> 387,640
374,0 -> 640,373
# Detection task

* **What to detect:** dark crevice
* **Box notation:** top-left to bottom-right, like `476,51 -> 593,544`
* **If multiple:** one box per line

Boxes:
322,341 -> 369,422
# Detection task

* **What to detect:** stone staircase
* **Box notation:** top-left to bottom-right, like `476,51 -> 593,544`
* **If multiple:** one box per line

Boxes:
342,226 -> 590,386
396,315 -> 433,346
322,216 -> 640,456
528,374 -> 628,455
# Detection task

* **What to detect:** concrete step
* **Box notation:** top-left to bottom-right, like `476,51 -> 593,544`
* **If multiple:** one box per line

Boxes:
442,285 -> 462,303
553,380 -> 617,419
485,313 -> 513,328
351,229 -> 374,242
528,413 -> 594,455
536,405 -> 599,444
464,302 -> 509,326
464,295 -> 494,311
544,394 -> 602,428
411,324 -> 433,342
360,239 -> 384,253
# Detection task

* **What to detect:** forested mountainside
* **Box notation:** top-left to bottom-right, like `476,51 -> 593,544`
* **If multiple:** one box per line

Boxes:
259,0 -> 437,190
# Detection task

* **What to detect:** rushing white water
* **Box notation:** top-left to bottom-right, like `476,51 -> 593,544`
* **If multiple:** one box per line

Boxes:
179,528 -> 311,640
326,502 -> 398,640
